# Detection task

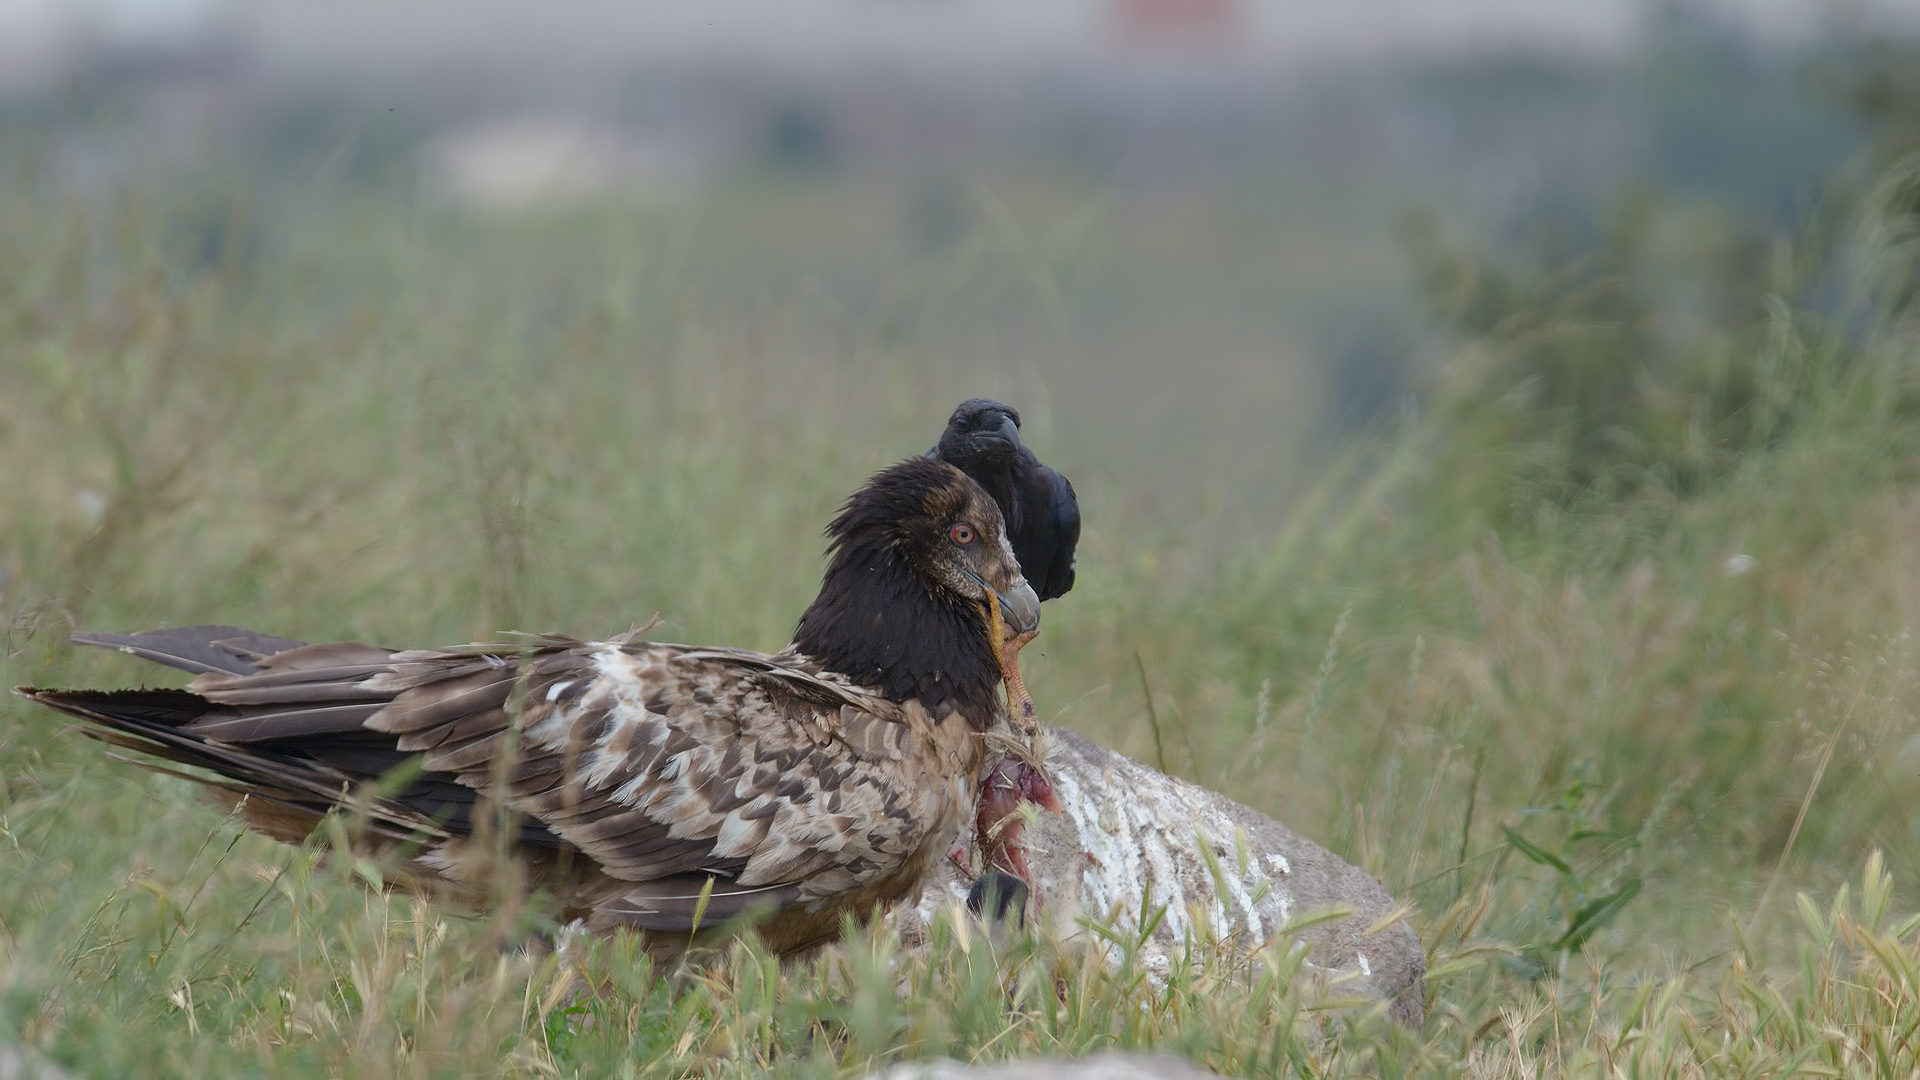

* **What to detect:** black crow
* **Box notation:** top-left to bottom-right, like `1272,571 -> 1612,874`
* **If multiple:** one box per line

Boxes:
929,399 -> 1080,602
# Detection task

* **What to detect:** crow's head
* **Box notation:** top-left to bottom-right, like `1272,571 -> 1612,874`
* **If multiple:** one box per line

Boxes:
933,398 -> 1025,466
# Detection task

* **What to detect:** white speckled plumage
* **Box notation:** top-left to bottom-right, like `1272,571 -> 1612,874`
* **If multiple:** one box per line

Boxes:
903,728 -> 1428,1026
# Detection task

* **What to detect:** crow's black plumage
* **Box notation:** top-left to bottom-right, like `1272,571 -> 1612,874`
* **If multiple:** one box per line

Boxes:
966,871 -> 1030,927
928,399 -> 1080,602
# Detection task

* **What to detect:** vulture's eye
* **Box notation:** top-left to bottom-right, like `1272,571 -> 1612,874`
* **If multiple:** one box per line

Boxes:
950,523 -> 976,546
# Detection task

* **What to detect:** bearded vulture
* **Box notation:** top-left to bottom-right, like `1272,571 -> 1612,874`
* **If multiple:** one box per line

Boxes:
18,457 -> 1047,960
928,399 -> 1079,603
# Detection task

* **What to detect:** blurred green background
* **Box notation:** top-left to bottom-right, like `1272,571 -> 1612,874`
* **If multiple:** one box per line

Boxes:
11,2 -> 1920,1074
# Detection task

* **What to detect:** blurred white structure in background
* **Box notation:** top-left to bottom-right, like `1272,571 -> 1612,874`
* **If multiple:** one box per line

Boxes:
5,0 -> 1919,91
6,0 -> 1918,209
230,0 -> 1920,74
424,115 -> 703,208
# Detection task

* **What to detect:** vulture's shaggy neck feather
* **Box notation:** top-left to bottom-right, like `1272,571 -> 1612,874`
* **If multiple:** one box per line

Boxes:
794,464 -> 1002,723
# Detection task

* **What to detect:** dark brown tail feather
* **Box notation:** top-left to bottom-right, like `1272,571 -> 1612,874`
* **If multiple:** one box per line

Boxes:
15,687 -> 449,846
69,625 -> 311,677
23,630 -> 771,940
15,685 -> 596,919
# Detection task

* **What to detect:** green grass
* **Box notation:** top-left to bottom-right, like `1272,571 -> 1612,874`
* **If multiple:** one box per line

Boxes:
10,148 -> 1920,1076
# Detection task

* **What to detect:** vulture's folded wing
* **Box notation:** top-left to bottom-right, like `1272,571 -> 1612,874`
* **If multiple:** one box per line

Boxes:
179,637 -> 968,927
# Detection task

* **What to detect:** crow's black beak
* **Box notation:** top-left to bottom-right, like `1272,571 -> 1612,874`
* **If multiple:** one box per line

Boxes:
993,413 -> 1023,449
963,412 -> 1022,457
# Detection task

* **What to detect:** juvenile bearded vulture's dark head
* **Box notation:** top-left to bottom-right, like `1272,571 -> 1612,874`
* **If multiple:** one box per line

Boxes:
795,456 -> 1039,723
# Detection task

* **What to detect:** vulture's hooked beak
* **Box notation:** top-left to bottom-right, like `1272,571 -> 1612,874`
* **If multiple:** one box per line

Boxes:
978,576 -> 1041,729
996,578 -> 1040,638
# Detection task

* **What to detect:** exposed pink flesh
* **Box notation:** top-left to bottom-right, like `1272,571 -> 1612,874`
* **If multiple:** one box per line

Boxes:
977,755 -> 1060,886
1020,761 -> 1063,813
994,829 -> 1035,884
976,621 -> 1053,887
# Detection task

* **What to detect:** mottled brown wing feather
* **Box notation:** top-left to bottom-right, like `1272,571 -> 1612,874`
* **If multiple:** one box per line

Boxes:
353,641 -> 978,914
36,634 -> 985,940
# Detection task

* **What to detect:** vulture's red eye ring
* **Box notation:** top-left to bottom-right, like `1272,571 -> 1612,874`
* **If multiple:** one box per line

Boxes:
950,523 -> 976,546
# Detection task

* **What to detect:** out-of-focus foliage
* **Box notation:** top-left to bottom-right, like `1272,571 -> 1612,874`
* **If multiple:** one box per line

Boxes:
12,12 -> 1920,1078
1812,36 -> 1920,169
1401,27 -> 1920,537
